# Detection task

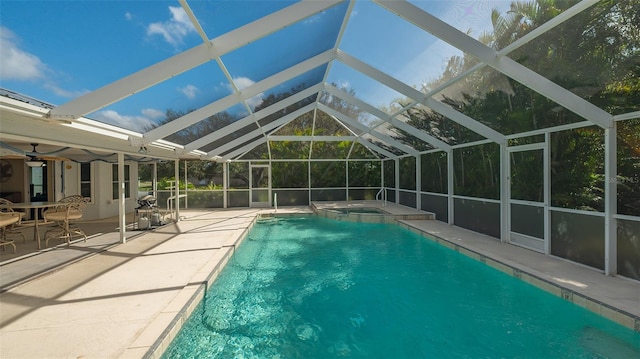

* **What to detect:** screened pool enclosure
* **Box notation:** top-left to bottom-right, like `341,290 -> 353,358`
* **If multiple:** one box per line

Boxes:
0,0 -> 638,280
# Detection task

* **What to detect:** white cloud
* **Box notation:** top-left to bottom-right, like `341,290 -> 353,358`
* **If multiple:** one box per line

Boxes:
179,84 -> 198,99
125,12 -> 133,21
227,77 -> 263,109
42,83 -> 88,100
95,109 -> 157,133
245,95 -> 263,111
232,77 -> 256,91
142,108 -> 164,119
0,27 -> 46,81
147,6 -> 195,47
0,26 -> 88,99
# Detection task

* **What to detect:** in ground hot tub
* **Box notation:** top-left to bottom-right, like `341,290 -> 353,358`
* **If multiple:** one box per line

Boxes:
312,202 -> 434,223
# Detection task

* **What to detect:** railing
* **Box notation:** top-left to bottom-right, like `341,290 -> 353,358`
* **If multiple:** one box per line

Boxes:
376,188 -> 387,207
164,194 -> 187,222
163,181 -> 186,222
274,193 -> 278,213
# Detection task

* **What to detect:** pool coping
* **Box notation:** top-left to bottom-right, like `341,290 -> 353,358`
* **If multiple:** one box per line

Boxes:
143,216 -> 258,359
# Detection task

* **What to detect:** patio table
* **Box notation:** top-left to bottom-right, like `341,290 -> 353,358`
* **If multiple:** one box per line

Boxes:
0,201 -> 67,249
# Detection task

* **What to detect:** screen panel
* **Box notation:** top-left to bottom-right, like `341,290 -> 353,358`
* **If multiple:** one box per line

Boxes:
550,210 -> 604,270
421,193 -> 448,223
454,197 -> 500,239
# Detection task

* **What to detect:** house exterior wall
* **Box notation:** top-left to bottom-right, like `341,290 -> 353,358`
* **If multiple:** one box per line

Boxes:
53,160 -> 139,221
0,159 -> 27,203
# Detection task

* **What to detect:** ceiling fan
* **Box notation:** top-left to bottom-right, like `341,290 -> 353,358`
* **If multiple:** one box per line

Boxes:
26,143 -> 47,167
0,142 -> 69,166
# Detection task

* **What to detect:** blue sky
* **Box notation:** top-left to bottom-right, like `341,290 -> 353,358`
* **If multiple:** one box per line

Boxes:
0,1 -> 511,133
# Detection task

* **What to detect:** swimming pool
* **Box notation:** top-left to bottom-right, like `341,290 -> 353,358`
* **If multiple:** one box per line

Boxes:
162,217 -> 640,358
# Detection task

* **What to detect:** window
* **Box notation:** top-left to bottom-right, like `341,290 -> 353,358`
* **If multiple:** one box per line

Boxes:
29,166 -> 47,201
112,164 -> 131,200
80,163 -> 92,201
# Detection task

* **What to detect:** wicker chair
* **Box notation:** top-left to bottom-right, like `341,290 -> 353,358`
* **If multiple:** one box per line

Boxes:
43,195 -> 88,247
0,212 -> 21,253
0,198 -> 26,248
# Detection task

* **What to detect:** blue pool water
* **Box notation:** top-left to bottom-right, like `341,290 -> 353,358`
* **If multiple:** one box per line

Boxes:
162,217 -> 640,358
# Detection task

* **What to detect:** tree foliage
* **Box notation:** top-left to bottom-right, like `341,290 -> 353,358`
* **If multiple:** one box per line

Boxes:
393,0 -> 639,212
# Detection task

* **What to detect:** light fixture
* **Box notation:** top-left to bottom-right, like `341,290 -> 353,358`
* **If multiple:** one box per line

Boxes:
138,146 -> 148,154
26,160 -> 46,167
25,143 -> 47,167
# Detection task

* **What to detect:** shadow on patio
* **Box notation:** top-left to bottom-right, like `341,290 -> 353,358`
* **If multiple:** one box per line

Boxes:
0,213 -> 150,292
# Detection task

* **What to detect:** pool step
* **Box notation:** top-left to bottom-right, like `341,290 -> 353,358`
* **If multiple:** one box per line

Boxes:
311,202 -> 434,224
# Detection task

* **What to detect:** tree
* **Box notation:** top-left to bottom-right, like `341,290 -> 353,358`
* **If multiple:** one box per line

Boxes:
391,0 -> 639,212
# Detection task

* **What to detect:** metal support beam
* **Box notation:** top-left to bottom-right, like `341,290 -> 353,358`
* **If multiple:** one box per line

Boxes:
187,84 -> 323,153
307,158 -> 312,204
152,162 -> 158,199
544,133 -> 551,255
500,143 -> 509,243
392,0 -> 600,117
179,0 -> 210,44
224,138 -> 267,160
174,160 -> 180,221
184,160 -> 189,209
337,50 -> 505,144
145,51 -> 334,142
118,152 -> 126,244
268,135 -> 356,142
395,158 -> 400,204
323,84 -> 451,151
345,161 -> 349,200
448,149 -> 454,225
321,0 -> 356,86
49,0 -> 341,120
416,154 -> 421,210
356,137 -> 397,159
50,44 -> 219,120
214,103 -> 316,158
375,0 -> 613,129
223,162 -> 228,209
381,158 -> 386,197
604,126 -> 617,275
319,103 -> 419,156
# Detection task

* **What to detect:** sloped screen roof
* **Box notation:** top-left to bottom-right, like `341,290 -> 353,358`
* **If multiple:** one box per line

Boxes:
1,0 -> 638,161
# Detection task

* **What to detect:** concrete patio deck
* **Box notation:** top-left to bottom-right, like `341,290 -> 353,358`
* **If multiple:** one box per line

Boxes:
0,207 -> 311,358
1,203 -> 638,358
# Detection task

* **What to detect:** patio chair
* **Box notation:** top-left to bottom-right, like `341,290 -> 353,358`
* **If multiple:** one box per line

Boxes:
0,198 -> 26,245
0,212 -> 21,253
43,195 -> 88,247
